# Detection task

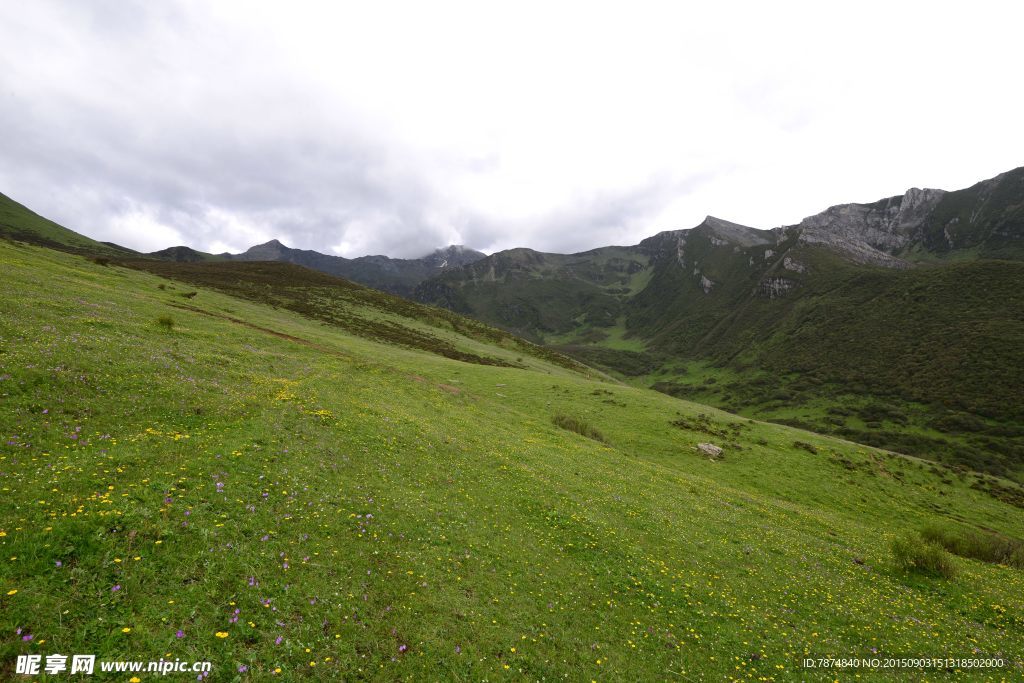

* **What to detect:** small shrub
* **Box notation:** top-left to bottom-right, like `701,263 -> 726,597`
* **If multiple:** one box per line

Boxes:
157,284 -> 166,290
180,291 -> 198,299
1010,545 -> 1024,569
552,413 -> 608,444
92,256 -> 110,267
920,524 -> 1024,569
891,533 -> 957,578
156,315 -> 175,331
793,440 -> 818,454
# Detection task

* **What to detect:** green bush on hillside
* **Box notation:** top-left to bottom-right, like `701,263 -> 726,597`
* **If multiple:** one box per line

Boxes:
920,524 -> 1024,569
552,413 -> 609,444
891,533 -> 957,578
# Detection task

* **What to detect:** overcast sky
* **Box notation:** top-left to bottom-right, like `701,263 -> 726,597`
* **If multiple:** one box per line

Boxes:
1,1 -> 1022,258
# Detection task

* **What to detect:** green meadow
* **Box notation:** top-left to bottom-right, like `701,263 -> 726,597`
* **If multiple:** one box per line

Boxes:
1,239 -> 1023,680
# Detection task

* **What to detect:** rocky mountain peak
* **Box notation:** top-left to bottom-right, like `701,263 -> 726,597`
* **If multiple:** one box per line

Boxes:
420,244 -> 486,269
796,185 -> 947,256
238,239 -> 291,261
698,216 -> 773,247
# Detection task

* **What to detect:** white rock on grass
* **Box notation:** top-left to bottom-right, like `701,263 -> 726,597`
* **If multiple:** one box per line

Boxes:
696,442 -> 723,458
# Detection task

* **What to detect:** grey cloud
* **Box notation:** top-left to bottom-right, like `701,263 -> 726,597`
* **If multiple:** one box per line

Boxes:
0,79 -> 452,255
0,2 -> 458,256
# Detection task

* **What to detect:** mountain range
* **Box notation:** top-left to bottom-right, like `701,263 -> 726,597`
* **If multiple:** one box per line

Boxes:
2,166 -> 1022,480
416,166 -> 1024,338
150,240 -> 486,298
409,168 -> 1024,479
65,165 -> 1024,305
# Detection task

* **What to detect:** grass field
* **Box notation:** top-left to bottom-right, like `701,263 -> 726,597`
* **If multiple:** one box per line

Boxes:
2,239 -> 1023,680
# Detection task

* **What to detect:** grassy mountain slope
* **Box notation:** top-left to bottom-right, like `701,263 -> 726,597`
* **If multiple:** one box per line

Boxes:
120,259 -> 586,374
415,175 -> 1024,480
415,246 -> 653,343
0,192 -> 136,256
913,167 -> 1024,260
2,240 -> 1024,680
148,246 -> 225,262
648,248 -> 1024,481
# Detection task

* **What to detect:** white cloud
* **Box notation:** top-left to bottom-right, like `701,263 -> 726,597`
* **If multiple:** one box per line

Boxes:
108,207 -> 185,253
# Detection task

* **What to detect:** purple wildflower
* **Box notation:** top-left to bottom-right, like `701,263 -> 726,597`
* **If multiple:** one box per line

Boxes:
176,629 -> 185,638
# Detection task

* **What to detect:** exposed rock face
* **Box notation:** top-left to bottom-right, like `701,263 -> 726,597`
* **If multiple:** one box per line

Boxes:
782,256 -> 806,273
758,276 -> 797,299
797,187 -> 947,254
699,274 -> 715,294
795,230 -> 909,268
675,234 -> 687,266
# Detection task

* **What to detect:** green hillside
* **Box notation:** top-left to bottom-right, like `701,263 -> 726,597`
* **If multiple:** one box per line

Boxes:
148,246 -> 225,262
914,168 -> 1024,260
2,238 -> 1024,679
634,246 -> 1024,482
416,195 -> 1024,481
119,259 -> 586,373
414,246 -> 653,342
0,192 -> 136,256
